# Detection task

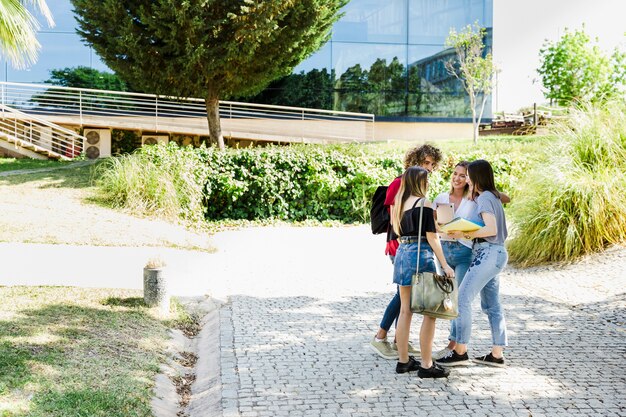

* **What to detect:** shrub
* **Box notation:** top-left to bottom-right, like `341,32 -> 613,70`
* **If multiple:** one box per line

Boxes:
198,144 -> 403,222
94,143 -> 209,222
507,101 -> 626,265
94,136 -> 545,225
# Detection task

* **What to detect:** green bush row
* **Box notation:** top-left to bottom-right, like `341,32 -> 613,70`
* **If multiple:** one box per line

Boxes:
95,138 -> 543,224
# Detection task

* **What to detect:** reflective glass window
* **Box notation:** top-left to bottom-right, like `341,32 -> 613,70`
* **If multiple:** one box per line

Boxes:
333,0 -> 408,44
409,0 -> 477,45
294,44 -> 332,74
332,42 -> 406,84
331,42 -> 407,115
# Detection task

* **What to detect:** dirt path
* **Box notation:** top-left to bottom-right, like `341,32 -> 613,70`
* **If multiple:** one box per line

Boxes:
0,164 -> 214,251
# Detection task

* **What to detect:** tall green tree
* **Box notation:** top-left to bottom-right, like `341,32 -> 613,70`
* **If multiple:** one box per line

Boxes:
71,0 -> 347,150
46,66 -> 128,91
538,27 -> 626,106
445,22 -> 495,144
0,0 -> 54,68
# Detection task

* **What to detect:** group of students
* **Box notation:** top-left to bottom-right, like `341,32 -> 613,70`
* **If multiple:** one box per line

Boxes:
370,144 -> 509,379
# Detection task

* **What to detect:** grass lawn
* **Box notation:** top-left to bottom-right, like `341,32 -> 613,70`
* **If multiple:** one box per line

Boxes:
0,286 -> 186,417
0,159 -> 70,173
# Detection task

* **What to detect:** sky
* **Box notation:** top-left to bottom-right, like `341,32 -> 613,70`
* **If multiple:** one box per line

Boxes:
493,0 -> 626,112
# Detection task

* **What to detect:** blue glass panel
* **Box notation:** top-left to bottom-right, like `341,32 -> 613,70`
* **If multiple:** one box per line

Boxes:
408,45 -> 460,92
332,42 -> 406,83
409,0 -> 483,45
293,43 -> 332,74
333,0 -> 407,44
331,42 -> 407,115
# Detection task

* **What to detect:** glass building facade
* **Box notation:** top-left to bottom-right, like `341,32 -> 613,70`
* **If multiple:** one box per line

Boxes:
1,0 -> 493,121
294,0 -> 493,120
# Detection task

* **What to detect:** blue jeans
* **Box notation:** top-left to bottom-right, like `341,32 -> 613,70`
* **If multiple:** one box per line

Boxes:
441,241 -> 473,342
380,244 -> 435,331
380,255 -> 399,331
454,242 -> 508,347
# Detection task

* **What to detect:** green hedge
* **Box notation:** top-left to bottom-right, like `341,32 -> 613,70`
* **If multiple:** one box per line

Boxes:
96,138 -> 545,224
197,145 -> 402,222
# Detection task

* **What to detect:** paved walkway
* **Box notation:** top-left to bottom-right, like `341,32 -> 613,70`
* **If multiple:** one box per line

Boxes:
208,227 -> 626,417
1,225 -> 625,416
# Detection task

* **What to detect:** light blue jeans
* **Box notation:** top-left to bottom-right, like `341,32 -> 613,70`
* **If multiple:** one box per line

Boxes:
441,241 -> 473,342
454,241 -> 508,347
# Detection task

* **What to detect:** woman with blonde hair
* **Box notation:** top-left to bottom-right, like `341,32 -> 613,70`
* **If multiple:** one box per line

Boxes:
391,166 -> 454,378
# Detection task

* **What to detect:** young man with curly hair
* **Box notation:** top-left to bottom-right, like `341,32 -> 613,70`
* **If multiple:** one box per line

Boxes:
370,144 -> 443,359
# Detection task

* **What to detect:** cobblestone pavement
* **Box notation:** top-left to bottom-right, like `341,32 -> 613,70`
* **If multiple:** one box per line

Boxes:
207,226 -> 626,417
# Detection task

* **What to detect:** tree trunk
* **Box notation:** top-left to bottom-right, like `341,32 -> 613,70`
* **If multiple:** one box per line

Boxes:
205,93 -> 225,150
471,106 -> 478,145
475,93 -> 488,144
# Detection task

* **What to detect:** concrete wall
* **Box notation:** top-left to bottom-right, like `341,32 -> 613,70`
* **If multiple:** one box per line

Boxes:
374,122 -> 473,142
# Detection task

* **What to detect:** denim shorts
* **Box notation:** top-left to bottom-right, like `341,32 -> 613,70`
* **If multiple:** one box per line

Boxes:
392,241 -> 436,286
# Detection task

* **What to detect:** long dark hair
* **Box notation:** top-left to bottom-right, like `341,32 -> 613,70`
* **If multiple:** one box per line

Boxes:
392,166 -> 429,236
468,160 -> 500,199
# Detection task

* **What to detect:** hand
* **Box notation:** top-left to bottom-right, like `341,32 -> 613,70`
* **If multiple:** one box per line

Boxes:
443,265 -> 455,278
447,231 -> 464,239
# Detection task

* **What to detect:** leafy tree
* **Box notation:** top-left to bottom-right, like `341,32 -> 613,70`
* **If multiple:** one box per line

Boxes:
71,0 -> 347,150
445,22 -> 496,144
46,66 -> 129,91
538,27 -> 626,106
0,0 -> 53,68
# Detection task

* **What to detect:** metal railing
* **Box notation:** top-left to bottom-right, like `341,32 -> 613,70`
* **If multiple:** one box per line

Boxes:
0,103 -> 84,159
0,81 -> 375,143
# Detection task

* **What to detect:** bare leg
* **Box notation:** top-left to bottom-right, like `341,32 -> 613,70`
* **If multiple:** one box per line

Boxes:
455,343 -> 468,355
491,345 -> 503,358
395,286 -> 413,363
375,328 -> 388,340
420,316 -> 436,368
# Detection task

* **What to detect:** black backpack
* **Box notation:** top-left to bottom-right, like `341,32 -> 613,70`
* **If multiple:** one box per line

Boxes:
370,185 -> 390,234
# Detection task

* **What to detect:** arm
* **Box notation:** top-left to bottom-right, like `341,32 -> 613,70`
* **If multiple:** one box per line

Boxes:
426,232 -> 454,278
499,192 -> 511,204
448,212 -> 497,240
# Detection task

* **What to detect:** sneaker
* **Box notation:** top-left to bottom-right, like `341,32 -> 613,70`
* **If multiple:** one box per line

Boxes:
473,352 -> 505,368
418,363 -> 450,379
408,342 -> 421,356
435,350 -> 470,367
432,347 -> 452,361
396,356 -> 421,374
369,337 -> 398,360
392,342 -> 421,356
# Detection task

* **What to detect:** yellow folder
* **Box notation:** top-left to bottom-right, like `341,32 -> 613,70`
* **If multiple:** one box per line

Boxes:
439,217 -> 482,233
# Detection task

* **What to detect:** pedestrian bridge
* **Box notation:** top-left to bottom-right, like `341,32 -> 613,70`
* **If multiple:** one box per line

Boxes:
0,81 -> 375,160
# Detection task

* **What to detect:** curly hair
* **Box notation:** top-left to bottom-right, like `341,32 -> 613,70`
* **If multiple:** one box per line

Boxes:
403,144 -> 443,169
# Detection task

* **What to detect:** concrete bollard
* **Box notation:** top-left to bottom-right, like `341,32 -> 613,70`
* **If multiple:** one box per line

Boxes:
144,260 -> 170,314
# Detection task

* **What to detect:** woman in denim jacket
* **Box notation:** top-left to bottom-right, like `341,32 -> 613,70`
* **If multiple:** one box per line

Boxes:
436,159 -> 509,368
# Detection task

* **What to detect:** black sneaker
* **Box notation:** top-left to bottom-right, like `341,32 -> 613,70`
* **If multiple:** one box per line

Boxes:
435,349 -> 470,367
473,352 -> 505,367
395,356 -> 421,374
418,363 -> 450,379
